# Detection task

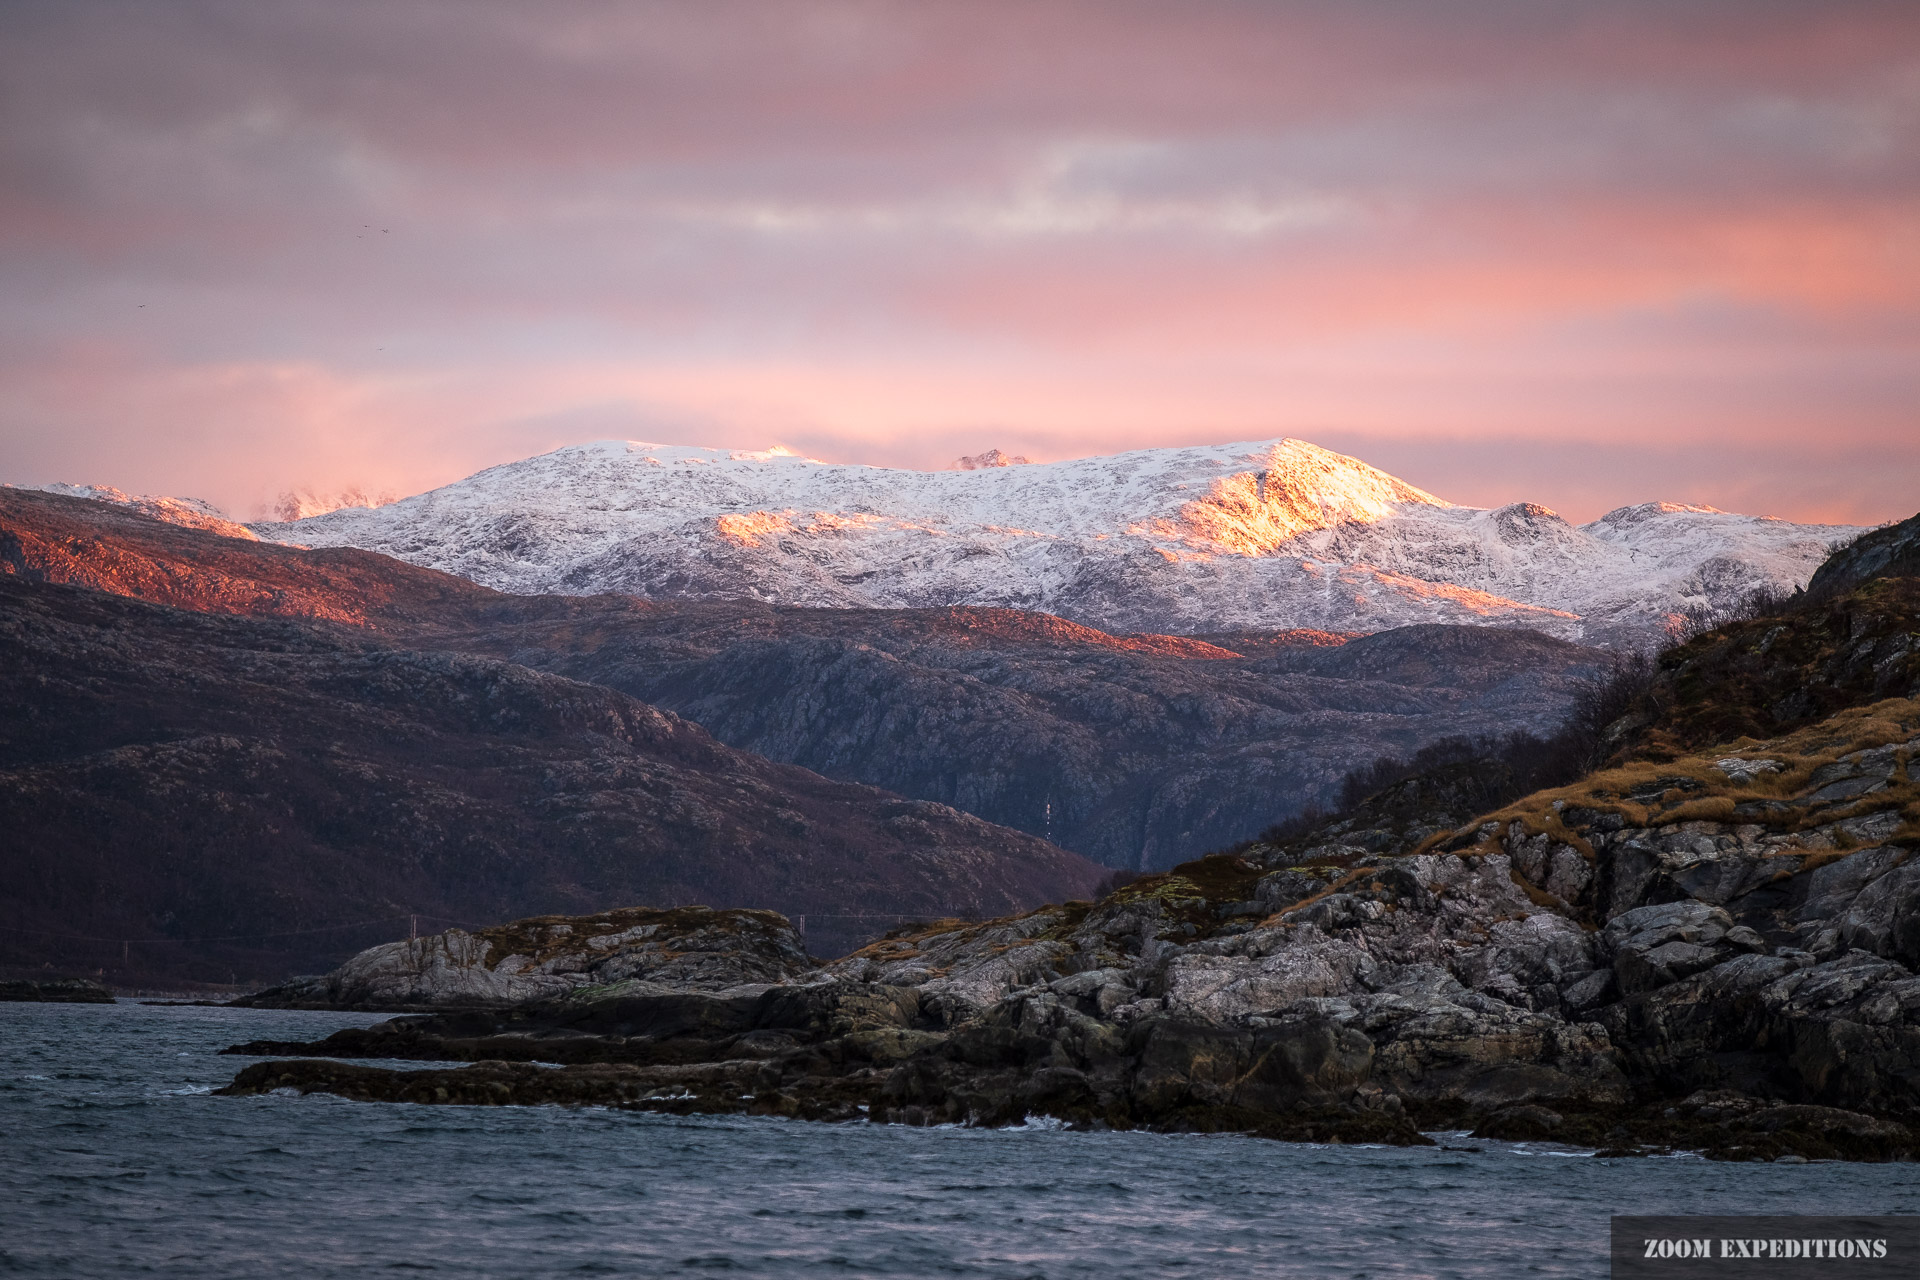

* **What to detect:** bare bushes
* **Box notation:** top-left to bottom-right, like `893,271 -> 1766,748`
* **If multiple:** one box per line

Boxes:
1663,586 -> 1798,645
1565,649 -> 1660,771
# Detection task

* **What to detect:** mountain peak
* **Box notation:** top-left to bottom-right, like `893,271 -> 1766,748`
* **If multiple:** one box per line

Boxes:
1149,438 -> 1448,555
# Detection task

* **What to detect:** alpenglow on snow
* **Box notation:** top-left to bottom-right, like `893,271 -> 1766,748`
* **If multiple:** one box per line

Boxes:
248,438 -> 1856,648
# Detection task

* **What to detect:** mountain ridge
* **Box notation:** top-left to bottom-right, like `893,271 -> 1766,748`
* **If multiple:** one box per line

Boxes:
3,488 -> 1609,870
242,438 -> 1858,647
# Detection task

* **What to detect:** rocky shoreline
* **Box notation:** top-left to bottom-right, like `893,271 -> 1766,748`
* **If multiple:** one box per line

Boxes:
217,696 -> 1920,1163
216,1052 -> 1911,1162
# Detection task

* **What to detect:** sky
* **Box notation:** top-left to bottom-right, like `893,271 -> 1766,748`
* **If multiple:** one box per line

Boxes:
1,0 -> 1916,525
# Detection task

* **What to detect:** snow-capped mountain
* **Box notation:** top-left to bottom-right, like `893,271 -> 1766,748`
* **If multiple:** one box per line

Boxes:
250,438 -> 1860,646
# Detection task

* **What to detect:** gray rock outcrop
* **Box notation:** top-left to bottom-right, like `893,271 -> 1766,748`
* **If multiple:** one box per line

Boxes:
240,907 -> 812,1009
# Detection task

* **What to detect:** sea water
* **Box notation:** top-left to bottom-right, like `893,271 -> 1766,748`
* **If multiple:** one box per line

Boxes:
4,1000 -> 1918,1278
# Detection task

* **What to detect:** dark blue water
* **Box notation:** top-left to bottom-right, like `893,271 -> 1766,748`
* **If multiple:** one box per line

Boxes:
5,1001 -> 1918,1278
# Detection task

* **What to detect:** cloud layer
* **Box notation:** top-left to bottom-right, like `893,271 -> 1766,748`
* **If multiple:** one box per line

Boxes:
3,0 -> 1916,522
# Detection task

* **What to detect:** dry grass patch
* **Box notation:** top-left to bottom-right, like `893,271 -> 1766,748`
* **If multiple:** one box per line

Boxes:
849,916 -> 1004,962
1483,698 -> 1920,840
1660,796 -> 1741,825
1507,866 -> 1569,912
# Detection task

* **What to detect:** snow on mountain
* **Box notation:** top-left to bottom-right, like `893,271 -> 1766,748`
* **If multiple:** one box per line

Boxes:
13,483 -> 259,541
248,438 -> 1859,646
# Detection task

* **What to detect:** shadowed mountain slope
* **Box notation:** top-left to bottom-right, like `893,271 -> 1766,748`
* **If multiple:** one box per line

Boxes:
478,607 -> 1605,869
4,489 -> 1610,869
0,579 -> 1101,983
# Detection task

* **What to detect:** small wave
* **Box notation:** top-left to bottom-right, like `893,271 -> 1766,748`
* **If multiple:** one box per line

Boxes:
49,1169 -> 148,1183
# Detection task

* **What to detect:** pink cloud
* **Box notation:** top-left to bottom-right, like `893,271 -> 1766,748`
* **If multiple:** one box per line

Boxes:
0,1 -> 1915,526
